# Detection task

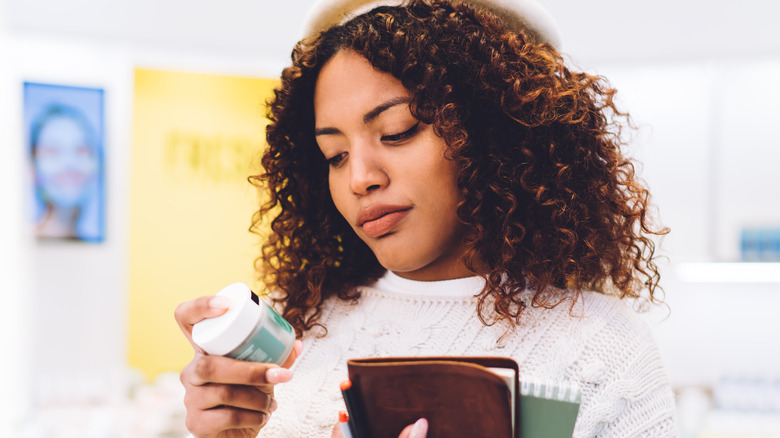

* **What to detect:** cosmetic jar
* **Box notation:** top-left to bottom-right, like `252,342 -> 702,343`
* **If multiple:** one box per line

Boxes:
192,283 -> 295,365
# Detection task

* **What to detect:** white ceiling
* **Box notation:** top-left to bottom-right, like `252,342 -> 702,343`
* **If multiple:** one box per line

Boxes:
3,0 -> 780,68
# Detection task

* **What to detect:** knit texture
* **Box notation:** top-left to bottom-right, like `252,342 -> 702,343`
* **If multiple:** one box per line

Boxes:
258,272 -> 677,437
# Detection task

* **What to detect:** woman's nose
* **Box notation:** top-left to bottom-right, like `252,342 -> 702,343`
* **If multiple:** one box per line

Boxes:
349,148 -> 389,195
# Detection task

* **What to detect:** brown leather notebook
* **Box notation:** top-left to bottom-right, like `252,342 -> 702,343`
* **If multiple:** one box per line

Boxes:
345,356 -> 520,438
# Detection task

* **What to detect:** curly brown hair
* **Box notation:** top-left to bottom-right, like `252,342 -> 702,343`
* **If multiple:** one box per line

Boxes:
250,0 -> 668,335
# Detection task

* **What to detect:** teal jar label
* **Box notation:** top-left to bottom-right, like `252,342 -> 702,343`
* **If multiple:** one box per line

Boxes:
226,301 -> 294,364
266,303 -> 293,333
232,326 -> 287,363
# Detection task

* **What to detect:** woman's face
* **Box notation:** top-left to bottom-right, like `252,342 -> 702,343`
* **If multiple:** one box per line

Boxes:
314,50 -> 471,281
33,116 -> 98,209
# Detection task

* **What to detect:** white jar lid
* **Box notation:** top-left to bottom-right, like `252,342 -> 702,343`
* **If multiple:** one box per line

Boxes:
192,283 -> 262,356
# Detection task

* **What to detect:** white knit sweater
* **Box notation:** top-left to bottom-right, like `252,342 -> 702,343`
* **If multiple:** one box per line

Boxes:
257,271 -> 677,437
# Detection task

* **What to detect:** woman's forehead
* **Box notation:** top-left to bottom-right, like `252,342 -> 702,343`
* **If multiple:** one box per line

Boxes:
313,50 -> 410,122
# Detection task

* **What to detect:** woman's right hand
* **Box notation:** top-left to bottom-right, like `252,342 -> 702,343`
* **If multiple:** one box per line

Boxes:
175,295 -> 304,438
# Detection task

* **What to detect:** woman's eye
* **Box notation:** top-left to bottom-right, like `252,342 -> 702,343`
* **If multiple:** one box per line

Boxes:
327,152 -> 347,167
381,122 -> 420,143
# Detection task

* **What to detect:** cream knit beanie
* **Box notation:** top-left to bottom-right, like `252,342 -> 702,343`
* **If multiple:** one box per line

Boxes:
300,0 -> 563,48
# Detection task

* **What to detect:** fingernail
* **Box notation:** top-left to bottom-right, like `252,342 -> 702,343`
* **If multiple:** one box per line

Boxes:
270,398 -> 278,413
209,296 -> 231,312
409,418 -> 428,438
266,367 -> 294,383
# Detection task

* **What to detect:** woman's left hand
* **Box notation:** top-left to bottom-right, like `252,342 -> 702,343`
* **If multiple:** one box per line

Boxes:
330,418 -> 428,438
398,418 -> 428,438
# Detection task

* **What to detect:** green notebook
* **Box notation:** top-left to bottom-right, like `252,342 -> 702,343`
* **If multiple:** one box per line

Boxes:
519,378 -> 581,438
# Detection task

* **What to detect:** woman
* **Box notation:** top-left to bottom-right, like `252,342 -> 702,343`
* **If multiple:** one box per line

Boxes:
30,104 -> 101,240
175,1 -> 676,437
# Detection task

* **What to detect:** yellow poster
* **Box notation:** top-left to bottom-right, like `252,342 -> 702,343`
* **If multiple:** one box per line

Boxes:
129,68 -> 277,379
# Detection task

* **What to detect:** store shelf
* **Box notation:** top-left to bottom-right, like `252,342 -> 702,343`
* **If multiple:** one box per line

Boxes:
675,262 -> 780,283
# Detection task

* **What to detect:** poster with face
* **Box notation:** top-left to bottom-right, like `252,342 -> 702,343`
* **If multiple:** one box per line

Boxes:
24,82 -> 105,242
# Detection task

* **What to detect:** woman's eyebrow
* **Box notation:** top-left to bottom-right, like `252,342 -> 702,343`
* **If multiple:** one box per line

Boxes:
314,127 -> 339,136
363,96 -> 410,124
314,96 -> 411,137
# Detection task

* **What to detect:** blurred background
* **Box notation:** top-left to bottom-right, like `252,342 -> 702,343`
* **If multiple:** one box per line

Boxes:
1,0 -> 779,437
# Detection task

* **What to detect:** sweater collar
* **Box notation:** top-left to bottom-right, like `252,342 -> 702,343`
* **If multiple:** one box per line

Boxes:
372,270 -> 486,298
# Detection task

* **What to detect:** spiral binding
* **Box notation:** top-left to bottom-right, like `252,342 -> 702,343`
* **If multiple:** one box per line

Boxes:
520,376 -> 582,404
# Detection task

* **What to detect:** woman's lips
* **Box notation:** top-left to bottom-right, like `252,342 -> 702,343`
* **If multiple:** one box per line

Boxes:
53,171 -> 89,187
358,206 -> 411,238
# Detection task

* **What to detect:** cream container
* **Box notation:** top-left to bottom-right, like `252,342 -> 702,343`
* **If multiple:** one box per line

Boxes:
192,283 -> 295,365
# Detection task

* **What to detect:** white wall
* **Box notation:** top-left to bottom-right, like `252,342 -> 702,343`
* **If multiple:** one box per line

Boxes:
714,60 -> 780,260
3,0 -> 313,70
599,59 -> 780,386
0,3 -> 33,435
4,35 -> 134,406
544,0 -> 780,65
652,272 -> 780,387
599,63 -> 715,262
5,0 -> 780,66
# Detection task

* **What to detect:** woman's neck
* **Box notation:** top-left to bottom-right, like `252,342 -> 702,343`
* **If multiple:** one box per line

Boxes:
37,205 -> 79,238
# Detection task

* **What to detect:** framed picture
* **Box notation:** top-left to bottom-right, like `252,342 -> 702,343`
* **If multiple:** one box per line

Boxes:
24,82 -> 105,242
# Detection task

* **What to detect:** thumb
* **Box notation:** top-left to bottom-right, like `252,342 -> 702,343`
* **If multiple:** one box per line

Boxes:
398,418 -> 428,438
331,421 -> 344,438
174,295 -> 231,345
